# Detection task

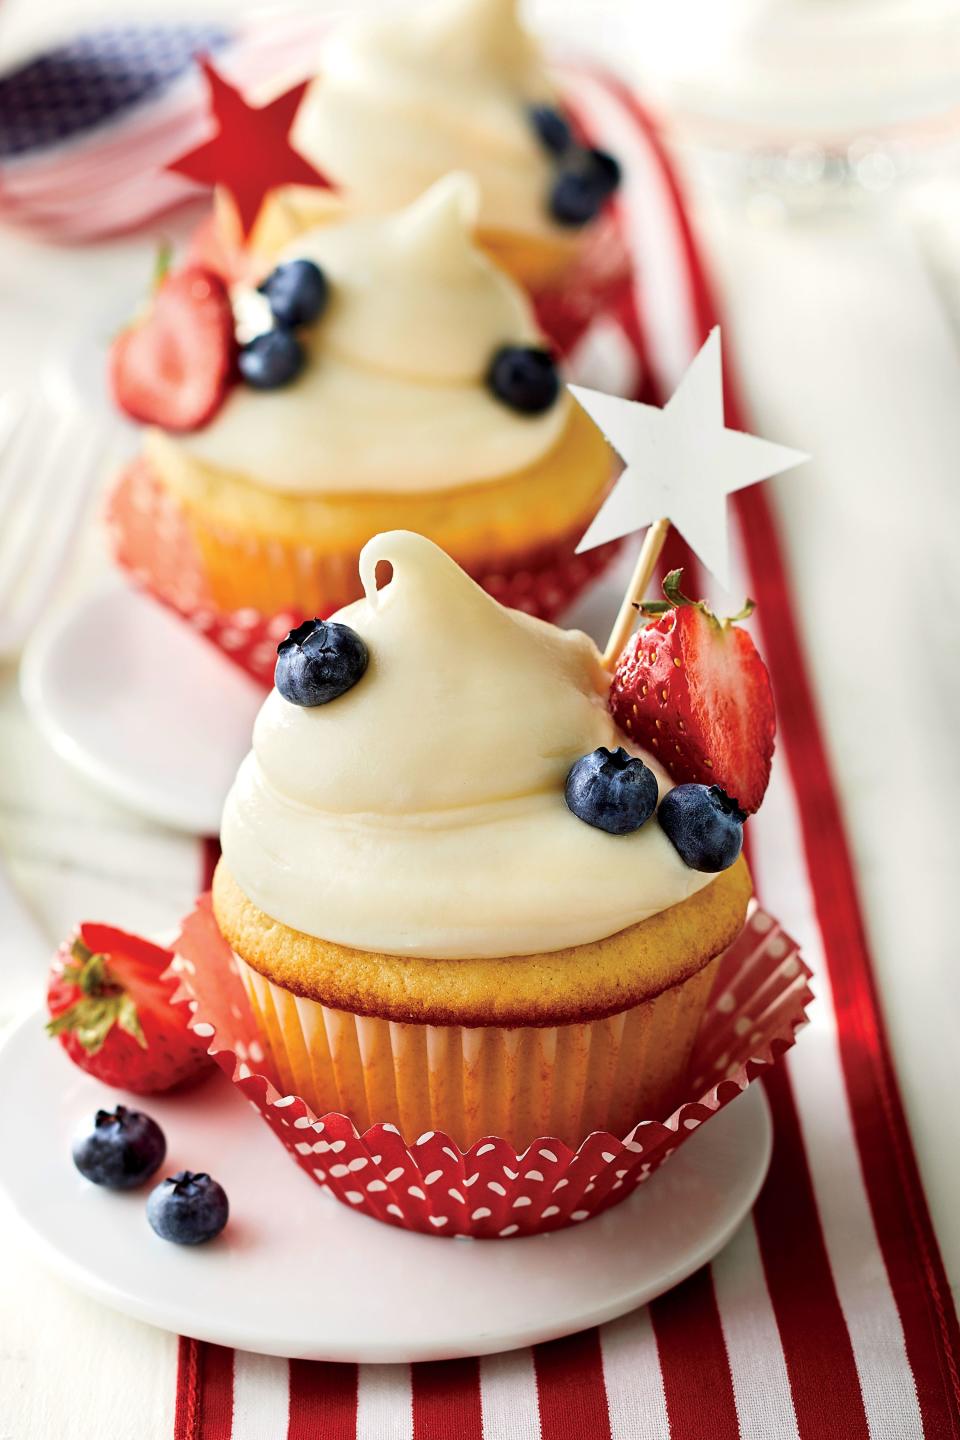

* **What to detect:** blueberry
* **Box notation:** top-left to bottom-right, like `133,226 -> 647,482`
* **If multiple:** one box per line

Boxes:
275,618 -> 368,706
549,147 -> 622,226
239,328 -> 304,389
565,747 -> 659,835
72,1106 -> 166,1191
528,104 -> 572,155
147,1170 -> 229,1245
487,346 -> 559,415
657,785 -> 745,872
584,148 -> 622,196
258,259 -> 329,330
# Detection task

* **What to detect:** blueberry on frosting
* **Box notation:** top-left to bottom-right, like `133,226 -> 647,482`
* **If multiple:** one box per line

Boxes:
657,785 -> 745,872
550,148 -> 622,227
565,747 -> 659,835
275,618 -> 368,706
239,328 -> 305,390
259,259 -> 329,330
527,102 -> 620,226
584,148 -> 622,195
528,104 -> 572,156
487,346 -> 559,415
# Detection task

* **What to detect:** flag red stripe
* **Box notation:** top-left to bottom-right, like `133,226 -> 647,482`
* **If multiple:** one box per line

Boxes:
411,1358 -> 483,1440
754,1065 -> 871,1437
533,1329 -> 611,1440
650,1267 -> 739,1440
287,1360 -> 358,1440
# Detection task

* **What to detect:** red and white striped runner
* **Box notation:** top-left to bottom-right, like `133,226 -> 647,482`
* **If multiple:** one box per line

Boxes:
176,72 -> 960,1440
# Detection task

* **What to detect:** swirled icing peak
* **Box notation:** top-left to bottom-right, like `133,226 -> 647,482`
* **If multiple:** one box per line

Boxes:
287,171 -> 540,382
158,175 -> 565,493
220,532 -> 717,958
292,0 -> 562,239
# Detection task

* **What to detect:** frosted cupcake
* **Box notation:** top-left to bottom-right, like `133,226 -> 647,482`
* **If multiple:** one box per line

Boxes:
109,175 -> 617,642
196,0 -> 626,349
212,531 -> 754,1149
289,0 -> 621,286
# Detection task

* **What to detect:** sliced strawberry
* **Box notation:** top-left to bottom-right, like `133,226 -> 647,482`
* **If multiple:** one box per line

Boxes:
109,266 -> 236,431
46,923 -> 213,1094
609,570 -> 776,814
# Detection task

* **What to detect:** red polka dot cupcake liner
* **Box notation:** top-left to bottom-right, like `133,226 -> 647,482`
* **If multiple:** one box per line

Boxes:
170,897 -> 811,1240
532,211 -> 635,359
106,460 -> 623,688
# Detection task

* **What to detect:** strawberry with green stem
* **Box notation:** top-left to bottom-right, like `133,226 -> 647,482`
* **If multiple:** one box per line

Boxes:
609,568 -> 776,814
47,924 -> 213,1094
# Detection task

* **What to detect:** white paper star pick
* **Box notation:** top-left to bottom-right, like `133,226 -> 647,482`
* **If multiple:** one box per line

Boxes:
572,328 -> 808,589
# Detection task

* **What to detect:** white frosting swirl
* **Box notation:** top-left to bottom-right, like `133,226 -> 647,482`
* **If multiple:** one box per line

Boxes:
166,174 -> 567,493
220,532 -> 716,958
292,0 -> 563,241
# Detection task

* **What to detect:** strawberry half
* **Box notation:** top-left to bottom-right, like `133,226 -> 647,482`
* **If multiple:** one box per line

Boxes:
46,923 -> 213,1094
109,266 -> 236,431
609,570 -> 776,814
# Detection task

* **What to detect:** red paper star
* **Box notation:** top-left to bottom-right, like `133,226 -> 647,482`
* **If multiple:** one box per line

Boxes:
167,59 -> 334,237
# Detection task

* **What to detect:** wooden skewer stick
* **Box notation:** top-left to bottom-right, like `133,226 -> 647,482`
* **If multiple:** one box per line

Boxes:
602,516 -> 671,668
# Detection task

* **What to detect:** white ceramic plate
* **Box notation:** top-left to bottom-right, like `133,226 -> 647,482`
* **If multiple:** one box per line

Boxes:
20,581 -> 264,835
0,1009 -> 771,1363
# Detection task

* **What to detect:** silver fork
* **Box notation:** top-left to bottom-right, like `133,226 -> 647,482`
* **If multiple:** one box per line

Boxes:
0,390 -> 111,658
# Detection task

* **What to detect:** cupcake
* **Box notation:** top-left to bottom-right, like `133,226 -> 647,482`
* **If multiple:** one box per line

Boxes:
108,175 -> 618,655
211,530 -> 757,1151
193,0 -> 627,347
289,0 -> 622,288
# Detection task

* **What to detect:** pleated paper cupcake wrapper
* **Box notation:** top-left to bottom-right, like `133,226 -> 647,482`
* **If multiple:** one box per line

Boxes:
170,896 -> 812,1239
106,459 -> 622,687
531,211 -> 634,358
233,951 -> 723,1155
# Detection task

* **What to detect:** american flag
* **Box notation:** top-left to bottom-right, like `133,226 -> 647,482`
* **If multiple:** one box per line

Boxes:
0,15 -> 326,241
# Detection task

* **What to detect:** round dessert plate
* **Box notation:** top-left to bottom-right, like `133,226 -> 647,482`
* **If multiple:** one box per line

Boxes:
0,1010 -> 772,1362
20,580 -> 263,835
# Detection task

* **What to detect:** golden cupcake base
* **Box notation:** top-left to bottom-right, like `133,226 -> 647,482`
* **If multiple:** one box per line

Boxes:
214,858 -> 751,1150
113,400 -> 615,622
238,951 -> 721,1150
